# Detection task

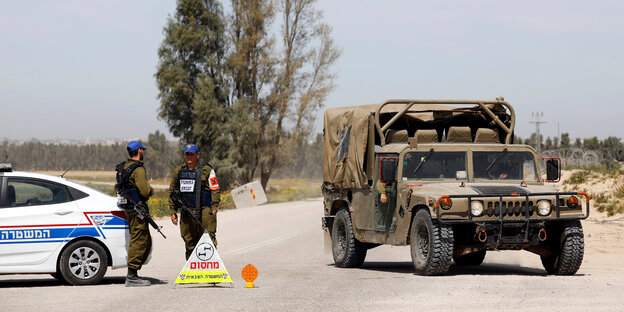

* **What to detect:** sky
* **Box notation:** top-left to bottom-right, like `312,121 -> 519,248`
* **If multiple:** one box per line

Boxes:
0,0 -> 622,141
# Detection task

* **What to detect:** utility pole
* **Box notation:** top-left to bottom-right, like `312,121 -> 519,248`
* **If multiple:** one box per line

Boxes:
530,112 -> 546,155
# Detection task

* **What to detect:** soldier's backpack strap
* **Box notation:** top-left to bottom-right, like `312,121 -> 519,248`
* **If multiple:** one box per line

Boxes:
116,161 -> 144,188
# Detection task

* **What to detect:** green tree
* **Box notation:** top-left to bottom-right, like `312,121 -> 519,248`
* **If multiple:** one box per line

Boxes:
583,136 -> 600,150
560,133 -> 570,148
574,138 -> 583,148
155,0 -> 235,187
145,130 -> 177,179
227,0 -> 276,185
544,137 -> 553,150
228,0 -> 340,189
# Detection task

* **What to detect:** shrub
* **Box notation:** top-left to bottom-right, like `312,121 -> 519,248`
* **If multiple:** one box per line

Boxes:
565,170 -> 590,185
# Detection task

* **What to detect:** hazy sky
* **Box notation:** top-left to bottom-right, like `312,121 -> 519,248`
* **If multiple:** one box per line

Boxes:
1,1 -> 622,141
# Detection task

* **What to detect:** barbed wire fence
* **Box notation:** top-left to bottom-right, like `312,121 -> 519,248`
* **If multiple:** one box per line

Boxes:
540,148 -> 624,168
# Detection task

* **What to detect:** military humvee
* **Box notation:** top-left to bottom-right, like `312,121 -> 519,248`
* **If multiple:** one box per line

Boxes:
321,98 -> 588,275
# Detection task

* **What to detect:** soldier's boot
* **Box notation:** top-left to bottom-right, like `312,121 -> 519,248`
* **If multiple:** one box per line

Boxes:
125,268 -> 151,287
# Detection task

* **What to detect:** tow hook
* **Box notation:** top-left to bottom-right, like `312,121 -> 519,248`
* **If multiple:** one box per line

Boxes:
538,228 -> 547,241
474,227 -> 488,243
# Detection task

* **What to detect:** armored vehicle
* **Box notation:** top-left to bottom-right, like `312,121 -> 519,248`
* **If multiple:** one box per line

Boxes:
321,98 -> 588,275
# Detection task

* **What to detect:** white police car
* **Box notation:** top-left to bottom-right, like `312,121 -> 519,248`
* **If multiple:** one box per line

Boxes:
0,163 -> 131,285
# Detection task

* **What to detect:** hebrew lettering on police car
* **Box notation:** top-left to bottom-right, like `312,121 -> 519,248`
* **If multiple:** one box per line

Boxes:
15,231 -> 23,239
24,230 -> 34,238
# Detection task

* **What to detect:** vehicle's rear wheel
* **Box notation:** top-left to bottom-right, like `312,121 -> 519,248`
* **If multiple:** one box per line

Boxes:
541,221 -> 584,275
332,209 -> 367,268
59,240 -> 108,285
453,249 -> 486,266
410,209 -> 454,275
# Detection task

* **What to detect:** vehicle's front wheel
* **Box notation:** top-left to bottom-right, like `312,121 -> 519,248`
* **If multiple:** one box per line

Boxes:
541,221 -> 584,275
453,249 -> 486,266
332,209 -> 367,268
410,209 -> 454,275
58,240 -> 108,285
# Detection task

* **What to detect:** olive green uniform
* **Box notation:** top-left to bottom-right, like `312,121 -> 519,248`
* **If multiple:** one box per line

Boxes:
123,159 -> 154,270
375,179 -> 396,231
169,164 -> 221,259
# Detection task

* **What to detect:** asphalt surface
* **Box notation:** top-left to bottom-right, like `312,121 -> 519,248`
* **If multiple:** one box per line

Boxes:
1,199 -> 623,311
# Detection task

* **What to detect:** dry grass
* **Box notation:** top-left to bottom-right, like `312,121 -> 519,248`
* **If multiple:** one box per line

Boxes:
264,178 -> 321,203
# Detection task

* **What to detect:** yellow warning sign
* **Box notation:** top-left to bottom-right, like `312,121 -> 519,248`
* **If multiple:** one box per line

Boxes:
174,232 -> 234,287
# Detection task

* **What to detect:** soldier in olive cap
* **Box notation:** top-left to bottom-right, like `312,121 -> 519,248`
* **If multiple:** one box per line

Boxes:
168,143 -> 221,259
115,140 -> 154,287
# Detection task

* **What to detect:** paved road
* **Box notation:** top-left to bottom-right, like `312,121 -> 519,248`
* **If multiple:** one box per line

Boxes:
1,199 -> 623,311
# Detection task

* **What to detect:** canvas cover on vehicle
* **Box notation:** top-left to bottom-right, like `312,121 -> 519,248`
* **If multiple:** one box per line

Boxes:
322,102 -> 511,188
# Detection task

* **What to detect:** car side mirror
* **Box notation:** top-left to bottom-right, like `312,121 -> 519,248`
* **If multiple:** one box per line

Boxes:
545,158 -> 560,182
379,157 -> 398,183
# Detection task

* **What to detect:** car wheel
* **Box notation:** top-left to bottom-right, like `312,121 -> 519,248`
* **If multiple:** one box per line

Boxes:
332,209 -> 367,268
410,209 -> 454,275
453,249 -> 486,266
59,240 -> 108,285
541,221 -> 584,275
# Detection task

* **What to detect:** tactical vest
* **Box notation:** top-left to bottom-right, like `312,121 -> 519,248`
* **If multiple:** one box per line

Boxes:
115,161 -> 143,209
177,164 -> 212,209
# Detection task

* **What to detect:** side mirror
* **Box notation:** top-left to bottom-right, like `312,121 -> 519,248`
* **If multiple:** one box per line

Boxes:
379,157 -> 398,183
545,158 -> 561,182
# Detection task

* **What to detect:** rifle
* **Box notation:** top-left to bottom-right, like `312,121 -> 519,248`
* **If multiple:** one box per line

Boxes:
170,190 -> 203,227
119,189 -> 167,239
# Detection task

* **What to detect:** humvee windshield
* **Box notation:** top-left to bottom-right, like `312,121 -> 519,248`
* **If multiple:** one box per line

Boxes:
473,151 -> 538,181
403,152 -> 467,180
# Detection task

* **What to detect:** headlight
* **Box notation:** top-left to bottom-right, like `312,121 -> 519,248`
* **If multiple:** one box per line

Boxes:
537,200 -> 551,216
471,201 -> 484,216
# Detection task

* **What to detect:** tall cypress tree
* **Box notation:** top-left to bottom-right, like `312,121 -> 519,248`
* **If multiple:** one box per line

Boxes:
155,0 -> 239,187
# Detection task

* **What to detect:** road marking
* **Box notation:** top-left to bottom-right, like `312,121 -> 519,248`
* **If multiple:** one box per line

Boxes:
227,228 -> 315,255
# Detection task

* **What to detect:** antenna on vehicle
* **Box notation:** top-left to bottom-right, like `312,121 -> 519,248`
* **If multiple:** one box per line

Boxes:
60,166 -> 73,178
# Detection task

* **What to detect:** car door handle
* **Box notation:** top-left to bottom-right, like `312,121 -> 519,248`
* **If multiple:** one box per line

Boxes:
55,211 -> 73,215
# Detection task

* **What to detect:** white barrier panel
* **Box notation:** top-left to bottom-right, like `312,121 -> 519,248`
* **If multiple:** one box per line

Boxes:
231,181 -> 267,209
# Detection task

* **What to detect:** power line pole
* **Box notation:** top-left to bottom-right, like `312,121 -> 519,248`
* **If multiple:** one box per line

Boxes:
530,112 -> 546,155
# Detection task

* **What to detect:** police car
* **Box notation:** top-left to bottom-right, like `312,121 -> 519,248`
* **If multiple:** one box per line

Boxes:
0,163 -> 131,285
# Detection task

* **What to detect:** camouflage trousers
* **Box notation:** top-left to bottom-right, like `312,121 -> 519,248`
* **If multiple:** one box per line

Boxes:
126,210 -> 152,270
180,208 -> 217,260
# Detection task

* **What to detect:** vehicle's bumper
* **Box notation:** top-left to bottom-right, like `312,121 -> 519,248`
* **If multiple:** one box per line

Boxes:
435,192 -> 589,224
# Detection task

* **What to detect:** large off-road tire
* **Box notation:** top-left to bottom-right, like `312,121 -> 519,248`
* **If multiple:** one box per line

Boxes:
59,240 -> 108,285
453,249 -> 486,266
410,209 -> 454,275
332,209 -> 367,268
540,221 -> 584,275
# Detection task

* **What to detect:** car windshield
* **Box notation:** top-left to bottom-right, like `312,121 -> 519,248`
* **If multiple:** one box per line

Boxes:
473,151 -> 538,181
403,152 -> 467,180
